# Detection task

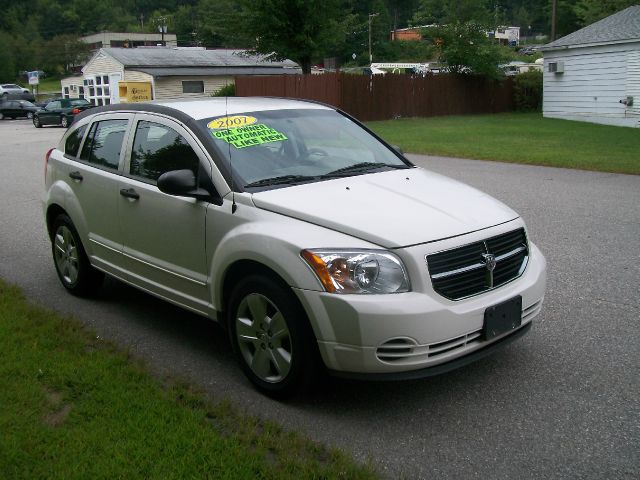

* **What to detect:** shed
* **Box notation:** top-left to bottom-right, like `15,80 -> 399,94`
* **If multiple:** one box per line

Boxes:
61,47 -> 301,105
540,5 -> 640,128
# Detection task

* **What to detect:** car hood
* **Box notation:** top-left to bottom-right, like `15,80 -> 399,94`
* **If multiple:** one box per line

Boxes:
251,168 -> 519,248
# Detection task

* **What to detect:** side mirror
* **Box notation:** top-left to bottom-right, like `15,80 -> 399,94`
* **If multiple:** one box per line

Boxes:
392,145 -> 404,155
157,169 -> 211,200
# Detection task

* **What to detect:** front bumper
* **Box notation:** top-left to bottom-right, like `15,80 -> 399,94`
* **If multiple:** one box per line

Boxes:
294,241 -> 546,375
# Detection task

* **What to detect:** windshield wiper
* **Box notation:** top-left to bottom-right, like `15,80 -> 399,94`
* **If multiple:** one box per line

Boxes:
323,162 -> 409,177
244,174 -> 317,188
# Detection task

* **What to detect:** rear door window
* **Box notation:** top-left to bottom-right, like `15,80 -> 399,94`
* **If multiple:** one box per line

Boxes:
80,119 -> 128,170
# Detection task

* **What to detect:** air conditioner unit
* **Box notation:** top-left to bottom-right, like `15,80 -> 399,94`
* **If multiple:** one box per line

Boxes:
548,61 -> 564,73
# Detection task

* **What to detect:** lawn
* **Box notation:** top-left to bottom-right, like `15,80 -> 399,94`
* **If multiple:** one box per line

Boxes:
0,279 -> 377,479
31,76 -> 62,94
367,112 -> 640,175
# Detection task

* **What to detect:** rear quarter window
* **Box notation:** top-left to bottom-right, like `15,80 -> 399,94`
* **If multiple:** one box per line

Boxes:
64,125 -> 87,158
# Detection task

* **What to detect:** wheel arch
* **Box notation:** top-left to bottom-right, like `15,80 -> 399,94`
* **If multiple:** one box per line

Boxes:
46,203 -> 68,240
219,260 -> 316,338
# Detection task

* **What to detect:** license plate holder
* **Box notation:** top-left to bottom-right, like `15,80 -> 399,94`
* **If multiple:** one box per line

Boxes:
483,296 -> 522,340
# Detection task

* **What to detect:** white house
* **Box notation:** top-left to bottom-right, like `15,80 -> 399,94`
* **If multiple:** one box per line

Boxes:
61,47 -> 300,105
540,5 -> 640,128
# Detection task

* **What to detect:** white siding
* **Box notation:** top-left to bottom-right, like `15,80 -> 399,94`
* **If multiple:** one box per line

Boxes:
124,70 -> 154,83
82,51 -> 123,77
60,77 -> 83,98
627,51 -> 640,116
154,76 -> 233,100
543,46 -> 631,117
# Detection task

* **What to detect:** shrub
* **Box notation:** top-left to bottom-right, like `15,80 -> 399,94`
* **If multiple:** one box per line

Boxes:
513,71 -> 543,111
213,83 -> 235,97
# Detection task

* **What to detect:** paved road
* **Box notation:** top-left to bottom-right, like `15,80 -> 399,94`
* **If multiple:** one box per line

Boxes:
1,120 -> 638,479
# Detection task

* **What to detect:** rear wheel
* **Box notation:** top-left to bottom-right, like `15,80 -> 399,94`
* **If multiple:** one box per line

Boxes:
228,274 -> 320,398
60,116 -> 69,128
33,115 -> 41,128
0,113 -> 4,120
27,112 -> 33,119
51,214 -> 104,296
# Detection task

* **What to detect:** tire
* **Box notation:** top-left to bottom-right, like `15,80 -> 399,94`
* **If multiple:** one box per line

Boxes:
227,274 -> 320,398
0,113 -> 4,120
27,112 -> 33,119
51,214 -> 104,296
33,115 -> 41,128
60,116 -> 69,128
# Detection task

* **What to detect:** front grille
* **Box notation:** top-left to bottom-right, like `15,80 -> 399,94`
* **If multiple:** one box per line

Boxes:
426,228 -> 529,300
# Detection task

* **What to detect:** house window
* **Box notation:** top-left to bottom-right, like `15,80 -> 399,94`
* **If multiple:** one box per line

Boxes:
85,75 -> 115,105
182,81 -> 204,94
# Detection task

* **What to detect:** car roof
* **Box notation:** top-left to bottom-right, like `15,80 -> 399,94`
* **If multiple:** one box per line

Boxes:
152,97 -> 333,120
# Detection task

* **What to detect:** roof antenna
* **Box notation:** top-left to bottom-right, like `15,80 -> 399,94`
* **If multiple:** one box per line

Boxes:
226,92 -> 237,214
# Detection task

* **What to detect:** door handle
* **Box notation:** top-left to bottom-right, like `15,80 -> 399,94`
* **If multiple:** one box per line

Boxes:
120,188 -> 140,200
69,171 -> 83,181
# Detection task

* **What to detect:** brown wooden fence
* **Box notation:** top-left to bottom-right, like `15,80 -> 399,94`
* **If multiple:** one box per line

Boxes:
235,73 -> 514,121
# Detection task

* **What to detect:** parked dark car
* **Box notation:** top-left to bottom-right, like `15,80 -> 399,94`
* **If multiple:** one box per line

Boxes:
33,98 -> 93,128
0,99 -> 39,119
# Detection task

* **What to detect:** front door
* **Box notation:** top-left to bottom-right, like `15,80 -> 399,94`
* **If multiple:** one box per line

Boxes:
118,114 -> 211,313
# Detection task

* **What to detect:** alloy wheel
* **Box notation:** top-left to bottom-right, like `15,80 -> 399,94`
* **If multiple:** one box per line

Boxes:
235,293 -> 292,383
53,226 -> 79,285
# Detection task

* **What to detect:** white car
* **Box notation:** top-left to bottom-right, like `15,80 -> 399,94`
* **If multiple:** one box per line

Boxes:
43,98 -> 546,397
0,83 -> 30,96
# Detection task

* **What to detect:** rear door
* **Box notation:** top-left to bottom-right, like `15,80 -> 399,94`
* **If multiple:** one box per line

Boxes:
117,114 -> 212,313
60,115 -> 132,274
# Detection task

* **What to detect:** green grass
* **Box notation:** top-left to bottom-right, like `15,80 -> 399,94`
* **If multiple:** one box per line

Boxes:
368,112 -> 640,174
32,76 -> 62,94
0,279 -> 377,479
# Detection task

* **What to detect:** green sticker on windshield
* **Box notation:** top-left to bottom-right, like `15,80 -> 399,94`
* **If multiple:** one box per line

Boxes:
209,123 -> 288,149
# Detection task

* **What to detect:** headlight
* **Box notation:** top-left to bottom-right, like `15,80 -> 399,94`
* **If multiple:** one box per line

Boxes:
301,249 -> 410,294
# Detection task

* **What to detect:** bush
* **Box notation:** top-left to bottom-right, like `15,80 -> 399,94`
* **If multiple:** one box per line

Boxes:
213,83 -> 235,97
513,71 -> 542,111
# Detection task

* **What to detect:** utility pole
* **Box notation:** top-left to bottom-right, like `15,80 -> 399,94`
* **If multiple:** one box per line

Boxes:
551,0 -> 557,41
156,16 -> 168,45
140,13 -> 144,29
368,12 -> 379,64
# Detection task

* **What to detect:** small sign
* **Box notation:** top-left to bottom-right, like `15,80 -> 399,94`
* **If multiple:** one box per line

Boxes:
28,71 -> 39,86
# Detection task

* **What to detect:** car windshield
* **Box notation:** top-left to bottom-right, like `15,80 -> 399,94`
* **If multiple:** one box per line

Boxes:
18,101 -> 35,107
199,109 -> 409,189
70,99 -> 90,106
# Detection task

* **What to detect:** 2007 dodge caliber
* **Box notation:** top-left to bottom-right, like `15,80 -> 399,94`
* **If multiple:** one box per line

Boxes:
43,98 -> 546,397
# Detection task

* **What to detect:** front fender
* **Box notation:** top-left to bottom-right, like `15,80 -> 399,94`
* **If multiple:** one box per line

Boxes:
207,203 -> 380,312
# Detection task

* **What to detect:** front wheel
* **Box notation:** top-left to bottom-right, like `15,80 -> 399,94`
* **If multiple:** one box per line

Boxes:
33,116 -> 41,128
51,214 -> 104,296
228,275 -> 320,398
60,116 -> 69,128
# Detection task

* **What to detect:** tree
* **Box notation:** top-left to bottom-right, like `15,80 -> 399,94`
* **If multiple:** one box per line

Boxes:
241,0 -> 353,73
424,22 -> 508,79
413,0 -> 493,26
574,0 -> 637,26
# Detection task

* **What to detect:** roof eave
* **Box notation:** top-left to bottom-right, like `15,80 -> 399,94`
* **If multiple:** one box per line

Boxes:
541,37 -> 640,51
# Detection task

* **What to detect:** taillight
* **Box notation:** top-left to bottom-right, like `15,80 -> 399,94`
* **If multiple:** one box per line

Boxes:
45,148 -> 54,183
71,108 -> 81,114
